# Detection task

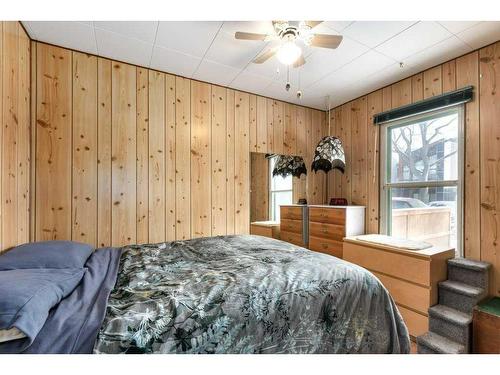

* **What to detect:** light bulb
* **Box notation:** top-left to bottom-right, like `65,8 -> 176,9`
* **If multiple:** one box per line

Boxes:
276,41 -> 302,65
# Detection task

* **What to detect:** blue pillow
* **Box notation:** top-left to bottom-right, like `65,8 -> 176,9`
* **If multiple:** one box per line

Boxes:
0,241 -> 93,270
0,268 -> 85,352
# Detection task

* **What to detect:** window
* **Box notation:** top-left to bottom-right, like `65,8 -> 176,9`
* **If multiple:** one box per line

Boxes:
269,156 -> 293,221
380,107 -> 464,254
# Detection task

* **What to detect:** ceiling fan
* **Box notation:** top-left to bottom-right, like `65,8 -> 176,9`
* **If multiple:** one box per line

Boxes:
234,21 -> 343,68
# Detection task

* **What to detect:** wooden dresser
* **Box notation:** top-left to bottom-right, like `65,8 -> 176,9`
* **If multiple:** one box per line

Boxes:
280,205 -> 308,247
250,221 -> 280,240
308,205 -> 365,258
343,237 -> 454,338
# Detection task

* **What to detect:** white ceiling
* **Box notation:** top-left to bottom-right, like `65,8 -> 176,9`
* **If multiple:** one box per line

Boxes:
22,21 -> 500,109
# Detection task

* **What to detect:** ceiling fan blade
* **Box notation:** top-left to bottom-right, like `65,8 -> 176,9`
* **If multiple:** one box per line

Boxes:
235,31 -> 268,41
253,47 -> 278,64
293,55 -> 306,68
304,21 -> 323,29
310,34 -> 343,49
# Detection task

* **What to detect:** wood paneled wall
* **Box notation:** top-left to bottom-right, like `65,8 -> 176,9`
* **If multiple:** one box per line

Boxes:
328,41 -> 500,296
0,22 -> 31,251
32,42 -> 327,248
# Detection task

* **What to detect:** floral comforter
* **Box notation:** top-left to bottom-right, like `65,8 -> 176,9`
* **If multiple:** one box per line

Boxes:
94,235 -> 409,354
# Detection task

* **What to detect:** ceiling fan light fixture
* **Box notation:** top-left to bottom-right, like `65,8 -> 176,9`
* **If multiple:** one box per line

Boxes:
276,41 -> 302,65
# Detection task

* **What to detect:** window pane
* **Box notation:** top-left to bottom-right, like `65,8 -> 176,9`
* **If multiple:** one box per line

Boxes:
270,156 -> 293,191
389,111 -> 458,183
390,186 -> 457,251
271,191 -> 293,221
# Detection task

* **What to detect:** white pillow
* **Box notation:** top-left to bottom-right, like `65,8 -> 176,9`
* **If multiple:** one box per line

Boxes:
0,327 -> 26,343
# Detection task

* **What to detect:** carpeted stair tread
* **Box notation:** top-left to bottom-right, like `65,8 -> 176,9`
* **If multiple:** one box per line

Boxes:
417,332 -> 465,354
428,304 -> 472,325
448,258 -> 491,272
439,280 -> 484,297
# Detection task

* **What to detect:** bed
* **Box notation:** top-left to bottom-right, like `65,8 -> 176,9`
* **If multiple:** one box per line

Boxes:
0,235 -> 410,354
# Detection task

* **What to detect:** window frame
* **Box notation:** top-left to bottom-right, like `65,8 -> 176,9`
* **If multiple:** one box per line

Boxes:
268,156 -> 293,221
379,105 -> 465,255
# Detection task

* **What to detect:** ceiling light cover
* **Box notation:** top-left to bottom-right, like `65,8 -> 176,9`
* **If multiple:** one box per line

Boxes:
276,41 -> 302,65
311,136 -> 345,174
272,155 -> 307,178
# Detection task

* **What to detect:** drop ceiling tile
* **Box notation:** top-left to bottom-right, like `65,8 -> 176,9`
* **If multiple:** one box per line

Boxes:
205,30 -> 268,69
404,36 -> 472,72
150,46 -> 201,78
343,21 -> 417,48
155,21 -> 222,58
219,21 -> 275,36
321,21 -> 354,32
344,50 -> 395,78
95,28 -> 153,67
24,21 -> 97,54
230,71 -> 274,93
363,62 -> 417,90
94,21 -> 158,44
375,22 -> 452,61
438,21 -> 481,34
192,59 -> 240,86
456,21 -> 500,49
298,37 -> 371,87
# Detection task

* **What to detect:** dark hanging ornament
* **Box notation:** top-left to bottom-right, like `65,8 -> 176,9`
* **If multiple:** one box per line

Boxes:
272,155 -> 307,178
311,136 -> 345,174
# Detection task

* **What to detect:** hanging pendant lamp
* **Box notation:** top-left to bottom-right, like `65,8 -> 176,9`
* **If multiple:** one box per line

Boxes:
272,155 -> 307,178
311,96 -> 346,174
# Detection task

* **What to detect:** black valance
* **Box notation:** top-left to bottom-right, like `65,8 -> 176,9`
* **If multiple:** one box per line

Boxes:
373,85 -> 473,125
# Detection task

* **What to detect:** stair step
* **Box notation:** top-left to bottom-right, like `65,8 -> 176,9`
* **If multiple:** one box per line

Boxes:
417,332 -> 465,354
429,305 -> 472,326
428,305 -> 472,351
448,258 -> 490,289
439,280 -> 486,313
439,280 -> 484,297
448,257 -> 491,272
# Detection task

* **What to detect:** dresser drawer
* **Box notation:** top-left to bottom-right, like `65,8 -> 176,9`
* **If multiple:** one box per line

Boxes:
309,207 -> 345,225
309,222 -> 344,241
343,242 -> 431,286
309,236 -> 343,258
281,206 -> 304,220
280,231 -> 305,247
373,271 -> 431,314
398,304 -> 428,338
280,219 -> 303,235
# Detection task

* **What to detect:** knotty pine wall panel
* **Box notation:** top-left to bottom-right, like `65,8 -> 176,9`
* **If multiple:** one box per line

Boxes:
211,85 -> 227,236
35,43 -> 72,242
329,41 -> 500,296
175,76 -> 191,240
72,51 -> 97,245
191,81 -> 211,238
0,21 -> 32,251
30,42 -> 328,252
97,58 -> 112,247
479,42 -> 500,297
234,91 -> 250,234
111,62 -> 137,246
136,67 -> 149,244
0,22 -> 30,250
2,22 -> 20,250
148,70 -> 166,243
165,74 -> 176,241
456,52 -> 480,261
